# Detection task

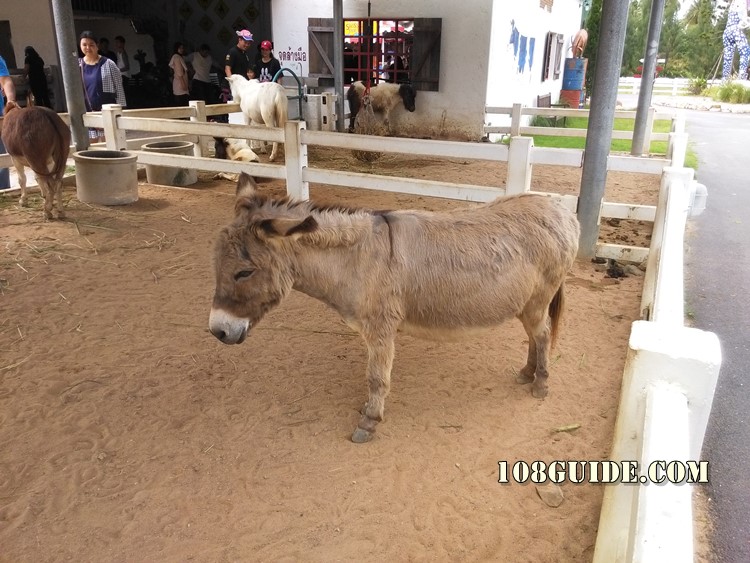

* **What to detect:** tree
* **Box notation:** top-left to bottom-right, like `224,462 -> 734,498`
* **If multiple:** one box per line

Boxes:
583,0 -> 603,95
622,0 -> 649,76
676,0 -> 725,78
659,0 -> 685,77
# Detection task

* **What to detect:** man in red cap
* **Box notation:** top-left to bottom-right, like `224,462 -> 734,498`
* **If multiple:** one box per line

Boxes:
253,40 -> 282,83
224,29 -> 254,80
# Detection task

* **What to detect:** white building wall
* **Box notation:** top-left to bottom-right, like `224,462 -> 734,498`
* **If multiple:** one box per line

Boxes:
271,0 -> 494,140
486,0 -> 583,113
0,3 -> 58,69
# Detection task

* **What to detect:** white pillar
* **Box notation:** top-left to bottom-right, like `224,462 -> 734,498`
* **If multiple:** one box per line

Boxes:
189,100 -> 209,157
101,104 -> 127,151
284,121 -> 309,200
506,136 -> 533,195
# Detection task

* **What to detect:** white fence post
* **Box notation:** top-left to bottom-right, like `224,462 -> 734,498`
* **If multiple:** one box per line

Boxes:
506,136 -> 533,195
284,120 -> 309,200
667,132 -> 688,168
642,107 -> 655,154
101,104 -> 127,151
651,170 -> 693,325
631,383 -> 693,562
510,103 -> 522,137
189,100 -> 209,157
671,111 -> 686,133
640,167 -> 692,320
593,321 -> 721,563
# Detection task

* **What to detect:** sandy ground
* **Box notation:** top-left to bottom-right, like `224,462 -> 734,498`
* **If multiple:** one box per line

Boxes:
0,151 -> 658,562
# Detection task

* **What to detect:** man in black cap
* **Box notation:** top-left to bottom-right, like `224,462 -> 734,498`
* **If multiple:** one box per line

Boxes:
224,29 -> 254,80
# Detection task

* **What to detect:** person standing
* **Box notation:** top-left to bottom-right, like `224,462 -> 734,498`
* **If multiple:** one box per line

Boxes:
113,35 -> 130,88
224,29 -> 254,80
187,43 -> 215,105
253,40 -> 282,83
78,30 -> 127,143
722,0 -> 750,79
23,46 -> 52,108
169,42 -> 189,106
97,37 -> 117,62
0,54 -> 18,189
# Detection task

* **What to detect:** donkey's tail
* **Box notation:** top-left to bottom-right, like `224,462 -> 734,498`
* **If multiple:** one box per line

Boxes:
548,281 -> 565,348
35,110 -> 71,181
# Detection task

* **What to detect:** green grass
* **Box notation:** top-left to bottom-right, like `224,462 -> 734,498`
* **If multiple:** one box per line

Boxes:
524,115 -> 699,169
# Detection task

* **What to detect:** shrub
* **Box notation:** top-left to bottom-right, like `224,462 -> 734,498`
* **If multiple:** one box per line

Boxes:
714,81 -> 750,103
688,77 -> 708,95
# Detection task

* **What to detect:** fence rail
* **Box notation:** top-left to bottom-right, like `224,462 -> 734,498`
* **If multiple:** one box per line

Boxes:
484,103 -> 684,149
617,76 -> 722,97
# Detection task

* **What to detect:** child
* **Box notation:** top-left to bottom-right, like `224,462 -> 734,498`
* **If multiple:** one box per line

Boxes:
252,40 -> 281,83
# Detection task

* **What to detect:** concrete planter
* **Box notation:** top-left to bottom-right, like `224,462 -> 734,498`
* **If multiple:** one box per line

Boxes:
73,150 -> 139,205
142,141 -> 198,187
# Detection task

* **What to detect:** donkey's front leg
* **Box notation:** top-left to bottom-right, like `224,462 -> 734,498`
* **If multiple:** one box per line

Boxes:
352,331 -> 396,443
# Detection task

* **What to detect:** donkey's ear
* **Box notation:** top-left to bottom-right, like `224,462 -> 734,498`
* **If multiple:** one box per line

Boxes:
258,216 -> 318,239
235,195 -> 263,215
236,172 -> 258,198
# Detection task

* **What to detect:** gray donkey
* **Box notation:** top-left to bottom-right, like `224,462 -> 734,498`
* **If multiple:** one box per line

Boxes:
209,173 -> 580,443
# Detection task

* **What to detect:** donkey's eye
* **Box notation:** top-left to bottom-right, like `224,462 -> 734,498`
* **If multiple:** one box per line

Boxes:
234,269 -> 255,281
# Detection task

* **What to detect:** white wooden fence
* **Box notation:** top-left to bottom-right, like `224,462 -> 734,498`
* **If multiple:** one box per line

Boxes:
618,76 -> 721,97
0,100 -> 721,561
64,100 -> 695,265
484,102 -> 683,151
593,167 -> 720,562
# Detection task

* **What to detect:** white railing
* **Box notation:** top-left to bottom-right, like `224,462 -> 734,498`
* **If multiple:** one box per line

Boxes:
592,167 -> 721,562
0,101 -> 693,267
618,76 -> 722,97
62,101 -> 692,264
484,103 -> 685,152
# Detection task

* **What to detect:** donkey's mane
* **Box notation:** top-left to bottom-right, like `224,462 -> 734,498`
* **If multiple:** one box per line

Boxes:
238,191 -> 391,219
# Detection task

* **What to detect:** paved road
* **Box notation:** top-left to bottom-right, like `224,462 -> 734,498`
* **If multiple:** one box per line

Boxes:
683,109 -> 750,563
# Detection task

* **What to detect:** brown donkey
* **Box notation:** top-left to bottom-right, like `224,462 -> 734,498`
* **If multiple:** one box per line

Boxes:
209,173 -> 580,443
1,101 -> 71,219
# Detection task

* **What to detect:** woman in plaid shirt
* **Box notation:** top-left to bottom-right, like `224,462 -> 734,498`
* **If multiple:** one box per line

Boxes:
79,30 -> 127,143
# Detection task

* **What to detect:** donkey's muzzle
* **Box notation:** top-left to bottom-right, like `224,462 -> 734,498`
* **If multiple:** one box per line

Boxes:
208,308 -> 250,344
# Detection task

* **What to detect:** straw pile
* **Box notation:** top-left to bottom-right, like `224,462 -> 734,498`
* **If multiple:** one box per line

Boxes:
351,94 -> 386,163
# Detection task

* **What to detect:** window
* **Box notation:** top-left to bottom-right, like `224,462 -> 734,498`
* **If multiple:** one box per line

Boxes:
308,17 -> 441,91
542,32 -> 564,82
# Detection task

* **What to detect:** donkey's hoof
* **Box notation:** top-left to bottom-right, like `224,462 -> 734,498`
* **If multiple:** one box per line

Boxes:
531,384 -> 548,399
515,371 -> 534,384
351,427 -> 374,443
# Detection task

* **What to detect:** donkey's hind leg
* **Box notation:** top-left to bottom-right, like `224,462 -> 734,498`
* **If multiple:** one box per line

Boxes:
352,328 -> 396,443
517,305 -> 552,398
38,178 -> 55,220
13,160 -> 29,208
53,179 -> 66,219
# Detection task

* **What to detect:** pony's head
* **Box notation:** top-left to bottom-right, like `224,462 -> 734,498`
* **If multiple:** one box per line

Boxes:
398,84 -> 417,112
225,74 -> 247,103
213,137 -> 229,160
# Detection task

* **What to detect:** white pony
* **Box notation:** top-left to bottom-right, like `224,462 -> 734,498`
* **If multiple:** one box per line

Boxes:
225,75 -> 288,162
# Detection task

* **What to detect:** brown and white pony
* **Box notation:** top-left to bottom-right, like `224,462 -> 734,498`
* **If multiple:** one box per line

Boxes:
347,80 -> 417,133
213,137 -> 260,163
225,75 -> 288,162
208,173 -> 580,443
1,101 -> 71,219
